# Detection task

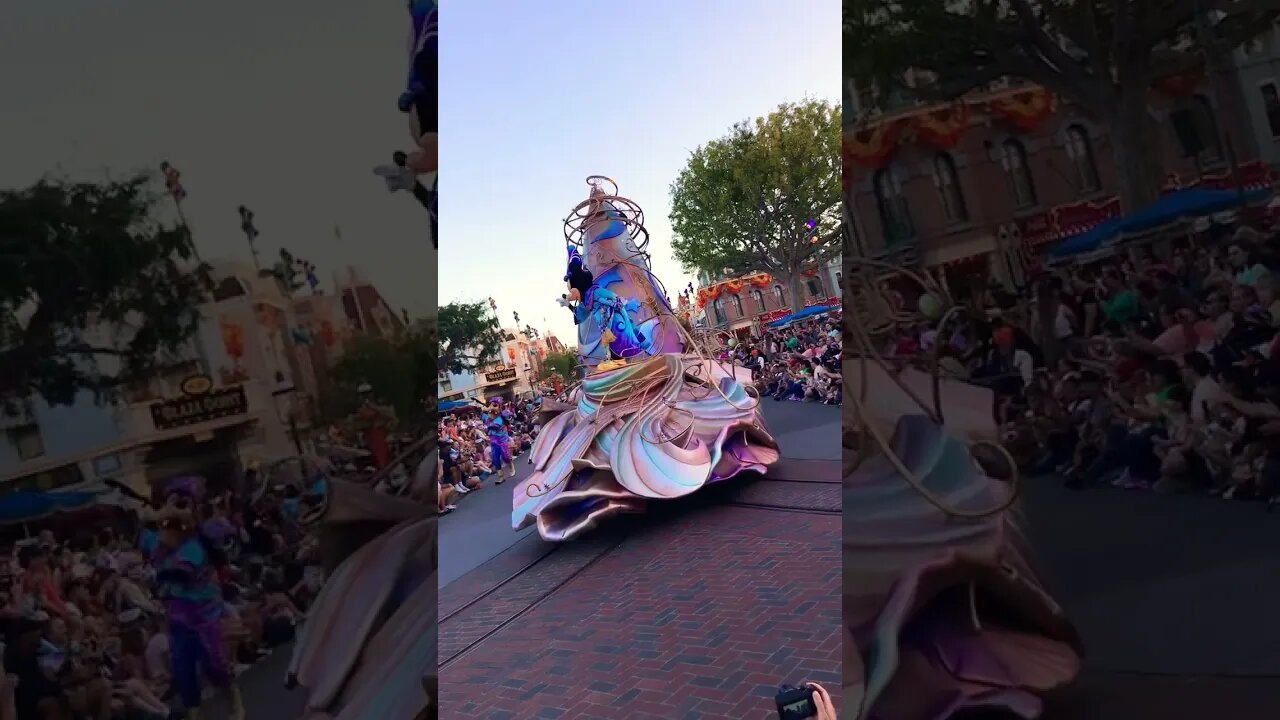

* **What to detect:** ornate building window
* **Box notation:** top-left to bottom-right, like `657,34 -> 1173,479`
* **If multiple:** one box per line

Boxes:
1065,125 -> 1101,192
1001,139 -> 1038,209
873,164 -> 915,242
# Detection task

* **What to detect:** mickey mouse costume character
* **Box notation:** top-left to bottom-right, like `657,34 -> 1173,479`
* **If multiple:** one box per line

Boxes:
560,245 -> 595,324
143,476 -> 244,720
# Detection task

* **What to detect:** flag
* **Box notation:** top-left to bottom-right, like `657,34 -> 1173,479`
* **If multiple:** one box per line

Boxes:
160,161 -> 187,201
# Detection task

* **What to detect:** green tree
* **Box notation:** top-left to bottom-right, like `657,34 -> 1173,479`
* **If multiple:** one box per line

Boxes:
439,300 -> 504,374
327,327 -> 432,427
669,99 -> 842,312
0,174 -> 209,405
540,350 -> 579,382
844,0 -> 1279,210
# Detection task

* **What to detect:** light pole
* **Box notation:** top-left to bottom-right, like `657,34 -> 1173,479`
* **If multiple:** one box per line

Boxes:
160,161 -> 202,264
238,205 -> 262,272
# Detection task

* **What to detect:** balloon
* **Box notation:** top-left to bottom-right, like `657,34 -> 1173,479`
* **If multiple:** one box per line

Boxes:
918,293 -> 943,320
727,338 -> 737,348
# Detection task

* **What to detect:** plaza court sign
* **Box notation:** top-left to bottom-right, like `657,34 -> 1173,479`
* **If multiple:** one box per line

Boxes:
484,367 -> 517,383
151,375 -> 249,431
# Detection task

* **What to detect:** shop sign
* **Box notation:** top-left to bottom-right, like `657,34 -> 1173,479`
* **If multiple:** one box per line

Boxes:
484,367 -> 517,383
804,296 -> 839,308
151,376 -> 248,431
759,308 -> 792,323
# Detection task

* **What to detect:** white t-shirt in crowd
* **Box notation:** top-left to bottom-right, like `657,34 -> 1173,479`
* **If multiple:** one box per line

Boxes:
1011,350 -> 1035,386
1054,305 -> 1076,340
145,633 -> 170,680
1191,376 -> 1226,423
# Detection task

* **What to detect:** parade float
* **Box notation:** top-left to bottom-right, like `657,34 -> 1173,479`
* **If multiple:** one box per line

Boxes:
513,177 -> 781,541
842,259 -> 1083,719
284,441 -> 438,720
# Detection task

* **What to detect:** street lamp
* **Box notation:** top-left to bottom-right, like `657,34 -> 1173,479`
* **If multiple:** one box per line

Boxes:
238,205 -> 262,272
161,161 -> 203,264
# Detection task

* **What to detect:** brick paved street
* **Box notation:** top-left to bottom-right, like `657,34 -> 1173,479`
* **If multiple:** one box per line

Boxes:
439,502 -> 841,720
438,402 -> 842,720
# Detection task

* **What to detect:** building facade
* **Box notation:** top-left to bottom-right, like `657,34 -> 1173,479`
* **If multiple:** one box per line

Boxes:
1235,23 -> 1280,169
844,75 -> 1271,295
437,328 -> 542,402
0,261 -> 312,497
691,259 -> 841,338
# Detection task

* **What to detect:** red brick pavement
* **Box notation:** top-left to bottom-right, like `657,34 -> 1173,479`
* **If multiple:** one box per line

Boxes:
729,479 -> 841,513
438,502 -> 841,720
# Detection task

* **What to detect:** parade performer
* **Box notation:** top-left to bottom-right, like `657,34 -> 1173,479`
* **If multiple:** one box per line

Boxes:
482,397 -> 517,483
147,476 -> 244,720
354,384 -> 397,470
513,177 -> 780,541
843,264 -> 1082,719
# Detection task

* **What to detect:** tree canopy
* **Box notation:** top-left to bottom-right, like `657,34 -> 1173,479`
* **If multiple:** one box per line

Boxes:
326,319 -> 434,429
669,99 -> 842,303
438,300 -> 504,375
0,174 -> 209,405
540,350 -> 579,382
844,0 -> 1279,208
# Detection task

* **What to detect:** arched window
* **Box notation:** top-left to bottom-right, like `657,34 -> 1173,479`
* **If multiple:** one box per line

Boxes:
931,153 -> 969,223
751,289 -> 765,313
1065,125 -> 1100,192
712,298 -> 727,325
1001,139 -> 1038,209
1192,94 -> 1222,161
773,285 -> 786,307
731,294 -> 744,317
873,164 -> 914,243
806,278 -> 822,299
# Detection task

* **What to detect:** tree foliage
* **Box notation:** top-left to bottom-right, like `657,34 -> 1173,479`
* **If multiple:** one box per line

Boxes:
540,350 -> 579,382
438,300 -> 504,375
0,174 -> 209,405
844,0 -> 1280,208
326,319 -> 435,429
669,99 -> 842,304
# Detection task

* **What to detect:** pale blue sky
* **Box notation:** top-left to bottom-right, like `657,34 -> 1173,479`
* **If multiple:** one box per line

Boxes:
0,1 -> 433,317
439,0 -> 840,346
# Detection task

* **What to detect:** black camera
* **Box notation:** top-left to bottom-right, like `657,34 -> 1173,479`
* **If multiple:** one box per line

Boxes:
775,684 -> 817,720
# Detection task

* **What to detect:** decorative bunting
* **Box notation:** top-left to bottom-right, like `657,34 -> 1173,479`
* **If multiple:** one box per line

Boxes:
987,88 -> 1057,133
914,102 -> 971,150
843,118 -> 908,169
696,273 -> 774,308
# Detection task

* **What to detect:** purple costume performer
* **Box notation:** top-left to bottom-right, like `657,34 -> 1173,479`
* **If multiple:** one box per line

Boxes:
483,399 -> 516,480
149,477 -> 241,717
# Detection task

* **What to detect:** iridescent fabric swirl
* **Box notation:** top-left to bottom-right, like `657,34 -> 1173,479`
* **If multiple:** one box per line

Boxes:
514,353 -> 779,541
849,407 -> 1080,712
844,364 -> 1083,720
518,179 -> 779,541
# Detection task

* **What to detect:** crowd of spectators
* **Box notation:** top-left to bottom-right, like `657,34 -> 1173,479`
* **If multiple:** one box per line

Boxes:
880,216 -> 1280,503
437,397 -> 543,513
0,475 -> 323,720
728,315 -> 843,405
